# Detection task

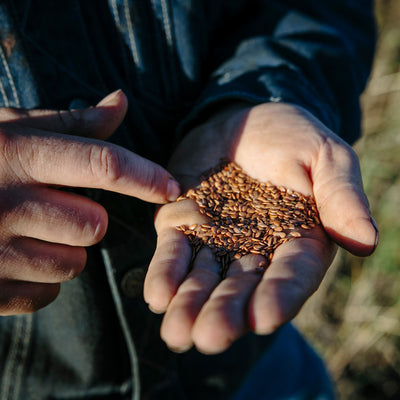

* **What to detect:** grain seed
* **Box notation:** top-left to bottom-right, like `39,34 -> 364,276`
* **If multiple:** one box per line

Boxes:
175,160 -> 319,277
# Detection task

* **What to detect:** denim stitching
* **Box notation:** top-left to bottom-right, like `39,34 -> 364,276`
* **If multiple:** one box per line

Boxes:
160,0 -> 172,47
102,249 -> 140,400
0,75 -> 9,106
0,315 -> 31,400
151,0 -> 180,103
0,317 -> 23,400
11,314 -> 33,400
0,46 -> 20,107
123,0 -> 141,68
110,0 -> 121,26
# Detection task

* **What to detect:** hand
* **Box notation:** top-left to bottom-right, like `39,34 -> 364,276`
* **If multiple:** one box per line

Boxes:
0,90 -> 180,315
144,102 -> 378,354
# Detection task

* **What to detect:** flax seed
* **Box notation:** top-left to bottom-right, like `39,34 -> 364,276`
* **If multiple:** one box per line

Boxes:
175,160 -> 320,278
290,231 -> 302,238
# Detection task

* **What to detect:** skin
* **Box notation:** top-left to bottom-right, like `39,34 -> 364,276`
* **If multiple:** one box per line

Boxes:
0,92 -> 377,355
0,90 -> 180,315
143,102 -> 378,355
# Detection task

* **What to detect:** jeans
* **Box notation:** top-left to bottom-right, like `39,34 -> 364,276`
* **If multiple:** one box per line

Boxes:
233,324 -> 335,400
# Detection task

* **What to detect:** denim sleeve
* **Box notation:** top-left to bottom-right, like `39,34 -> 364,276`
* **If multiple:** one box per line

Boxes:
182,0 -> 376,145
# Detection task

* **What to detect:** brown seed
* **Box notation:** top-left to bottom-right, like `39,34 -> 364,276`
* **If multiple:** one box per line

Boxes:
274,231 -> 287,239
290,231 -> 302,238
175,161 -> 320,278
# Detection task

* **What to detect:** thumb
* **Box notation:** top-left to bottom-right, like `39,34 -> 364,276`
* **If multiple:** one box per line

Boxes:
91,89 -> 128,140
2,89 -> 128,140
313,140 -> 378,257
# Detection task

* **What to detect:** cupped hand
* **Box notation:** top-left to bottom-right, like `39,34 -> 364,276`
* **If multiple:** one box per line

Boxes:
0,90 -> 180,315
144,102 -> 378,354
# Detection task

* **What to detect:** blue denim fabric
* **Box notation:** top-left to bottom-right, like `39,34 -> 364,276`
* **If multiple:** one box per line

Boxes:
232,324 -> 335,400
0,1 -> 374,399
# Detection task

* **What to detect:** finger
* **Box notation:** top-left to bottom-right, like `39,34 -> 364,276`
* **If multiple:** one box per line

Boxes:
312,138 -> 378,256
249,231 -> 335,335
0,236 -> 86,283
191,254 -> 265,354
1,89 -> 128,140
6,124 -> 181,204
144,200 -> 210,311
153,198 -> 209,232
2,187 -> 108,246
144,227 -> 193,312
160,246 -> 220,352
0,281 -> 60,316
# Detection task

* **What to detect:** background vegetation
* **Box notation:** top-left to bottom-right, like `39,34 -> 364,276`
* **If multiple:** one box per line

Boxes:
295,1 -> 400,399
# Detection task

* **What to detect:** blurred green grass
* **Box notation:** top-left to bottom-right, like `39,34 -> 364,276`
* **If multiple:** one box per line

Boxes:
294,1 -> 400,399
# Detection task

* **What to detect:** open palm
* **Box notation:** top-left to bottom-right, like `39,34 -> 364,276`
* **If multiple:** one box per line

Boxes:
144,102 -> 378,354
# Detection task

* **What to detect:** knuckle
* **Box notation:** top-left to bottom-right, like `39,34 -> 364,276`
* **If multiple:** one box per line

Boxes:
0,127 -> 36,183
321,134 -> 359,166
90,145 -> 123,185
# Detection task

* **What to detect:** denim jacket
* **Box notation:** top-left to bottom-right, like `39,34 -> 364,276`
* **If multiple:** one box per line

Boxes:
0,1 -> 375,399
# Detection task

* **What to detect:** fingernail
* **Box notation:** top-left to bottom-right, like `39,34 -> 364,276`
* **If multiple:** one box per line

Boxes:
148,304 -> 165,314
167,178 -> 181,202
167,344 -> 193,354
370,216 -> 379,252
96,89 -> 123,106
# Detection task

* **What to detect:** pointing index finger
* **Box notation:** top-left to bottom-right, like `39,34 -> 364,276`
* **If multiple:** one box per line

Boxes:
9,128 -> 180,203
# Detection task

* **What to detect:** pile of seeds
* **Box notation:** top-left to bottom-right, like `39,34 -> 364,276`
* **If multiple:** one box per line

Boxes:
176,160 -> 320,277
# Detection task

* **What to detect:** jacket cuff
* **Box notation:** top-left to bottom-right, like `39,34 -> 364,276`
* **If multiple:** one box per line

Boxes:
178,66 -> 354,143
